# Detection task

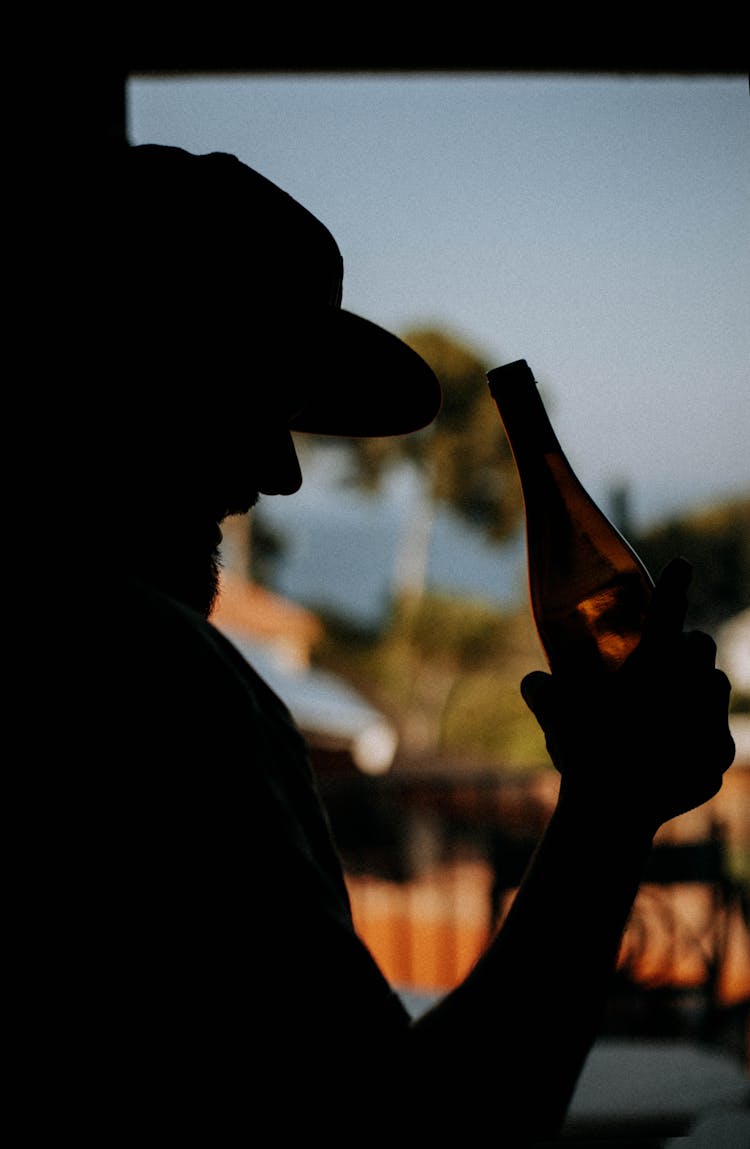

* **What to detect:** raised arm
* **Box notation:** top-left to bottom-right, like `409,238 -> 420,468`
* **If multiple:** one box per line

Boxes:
407,557 -> 735,1140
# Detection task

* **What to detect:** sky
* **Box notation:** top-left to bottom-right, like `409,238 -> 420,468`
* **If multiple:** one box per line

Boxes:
127,73 -> 749,534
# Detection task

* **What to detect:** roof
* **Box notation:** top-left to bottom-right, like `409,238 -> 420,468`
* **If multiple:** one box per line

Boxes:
213,570 -> 322,665
211,572 -> 398,774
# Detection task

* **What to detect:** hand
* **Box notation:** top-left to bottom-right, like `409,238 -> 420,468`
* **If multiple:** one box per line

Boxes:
521,558 -> 735,832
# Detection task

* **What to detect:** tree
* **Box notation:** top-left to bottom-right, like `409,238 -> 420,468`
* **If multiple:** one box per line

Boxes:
354,327 -> 521,535
304,327 -> 523,603
300,327 -> 541,757
317,589 -> 548,766
633,496 -> 750,633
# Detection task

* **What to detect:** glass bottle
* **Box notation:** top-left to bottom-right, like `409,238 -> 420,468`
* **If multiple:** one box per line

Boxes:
487,359 -> 654,674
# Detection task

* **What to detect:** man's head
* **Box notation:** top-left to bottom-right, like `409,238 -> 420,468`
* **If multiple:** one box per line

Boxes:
99,144 -> 441,615
109,144 -> 440,433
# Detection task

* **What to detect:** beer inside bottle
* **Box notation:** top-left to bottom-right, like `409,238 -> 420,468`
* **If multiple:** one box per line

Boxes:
487,359 -> 654,674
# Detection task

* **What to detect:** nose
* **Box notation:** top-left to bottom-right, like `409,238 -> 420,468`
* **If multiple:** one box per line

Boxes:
256,427 -> 303,496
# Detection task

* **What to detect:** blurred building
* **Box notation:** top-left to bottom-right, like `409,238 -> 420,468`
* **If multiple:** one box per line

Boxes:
212,568 -> 399,776
718,608 -> 750,766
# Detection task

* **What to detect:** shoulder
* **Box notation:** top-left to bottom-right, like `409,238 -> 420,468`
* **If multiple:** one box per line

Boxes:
72,574 -> 299,752
121,575 -> 276,683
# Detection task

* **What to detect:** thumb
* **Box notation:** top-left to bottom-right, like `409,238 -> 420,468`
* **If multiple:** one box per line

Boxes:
638,555 -> 691,657
520,670 -> 555,730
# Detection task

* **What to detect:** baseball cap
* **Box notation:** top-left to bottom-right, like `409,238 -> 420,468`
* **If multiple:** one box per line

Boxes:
113,144 -> 442,437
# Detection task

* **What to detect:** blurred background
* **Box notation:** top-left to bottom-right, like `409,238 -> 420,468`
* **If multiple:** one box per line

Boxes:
116,58 -> 748,1070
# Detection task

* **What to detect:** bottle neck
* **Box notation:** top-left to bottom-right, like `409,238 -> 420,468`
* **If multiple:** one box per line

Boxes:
487,360 -> 563,460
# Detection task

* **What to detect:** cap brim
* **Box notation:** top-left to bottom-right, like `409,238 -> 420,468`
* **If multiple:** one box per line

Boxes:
288,310 -> 442,437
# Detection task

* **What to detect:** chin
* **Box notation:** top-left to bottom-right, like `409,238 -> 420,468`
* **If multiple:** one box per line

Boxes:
193,557 -> 222,618
154,550 -> 222,619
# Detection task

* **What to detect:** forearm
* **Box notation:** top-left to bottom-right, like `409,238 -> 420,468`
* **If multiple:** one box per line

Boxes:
490,787 -> 654,993
409,791 -> 655,1136
405,560 -> 733,1137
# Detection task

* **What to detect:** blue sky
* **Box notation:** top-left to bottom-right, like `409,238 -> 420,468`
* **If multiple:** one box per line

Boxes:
128,73 -> 749,530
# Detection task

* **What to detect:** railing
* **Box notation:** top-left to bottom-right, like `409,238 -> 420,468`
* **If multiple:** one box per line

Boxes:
317,767 -> 750,1063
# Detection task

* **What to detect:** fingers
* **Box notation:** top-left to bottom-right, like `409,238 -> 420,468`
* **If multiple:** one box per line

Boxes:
705,667 -> 736,774
682,628 -> 718,669
638,556 -> 691,656
520,671 -> 554,729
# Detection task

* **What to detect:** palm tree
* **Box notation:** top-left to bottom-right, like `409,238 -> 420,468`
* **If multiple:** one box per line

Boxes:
321,326 -> 524,602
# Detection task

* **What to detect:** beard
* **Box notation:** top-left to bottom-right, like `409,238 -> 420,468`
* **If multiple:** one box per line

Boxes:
158,546 -> 223,618
139,515 -> 227,619
119,482 -> 261,619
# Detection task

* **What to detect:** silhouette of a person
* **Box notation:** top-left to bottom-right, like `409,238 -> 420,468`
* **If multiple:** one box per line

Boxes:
34,143 -> 735,1143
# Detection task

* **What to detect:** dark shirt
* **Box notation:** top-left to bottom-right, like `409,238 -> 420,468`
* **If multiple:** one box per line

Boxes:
39,575 -> 410,1137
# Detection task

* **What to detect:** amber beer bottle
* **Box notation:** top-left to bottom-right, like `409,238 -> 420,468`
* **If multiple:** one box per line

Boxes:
487,359 -> 654,674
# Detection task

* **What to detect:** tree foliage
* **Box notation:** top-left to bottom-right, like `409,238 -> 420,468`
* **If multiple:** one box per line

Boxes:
316,590 -> 548,769
313,491 -> 750,768
278,323 -> 750,769
633,496 -> 750,632
310,326 -> 524,543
